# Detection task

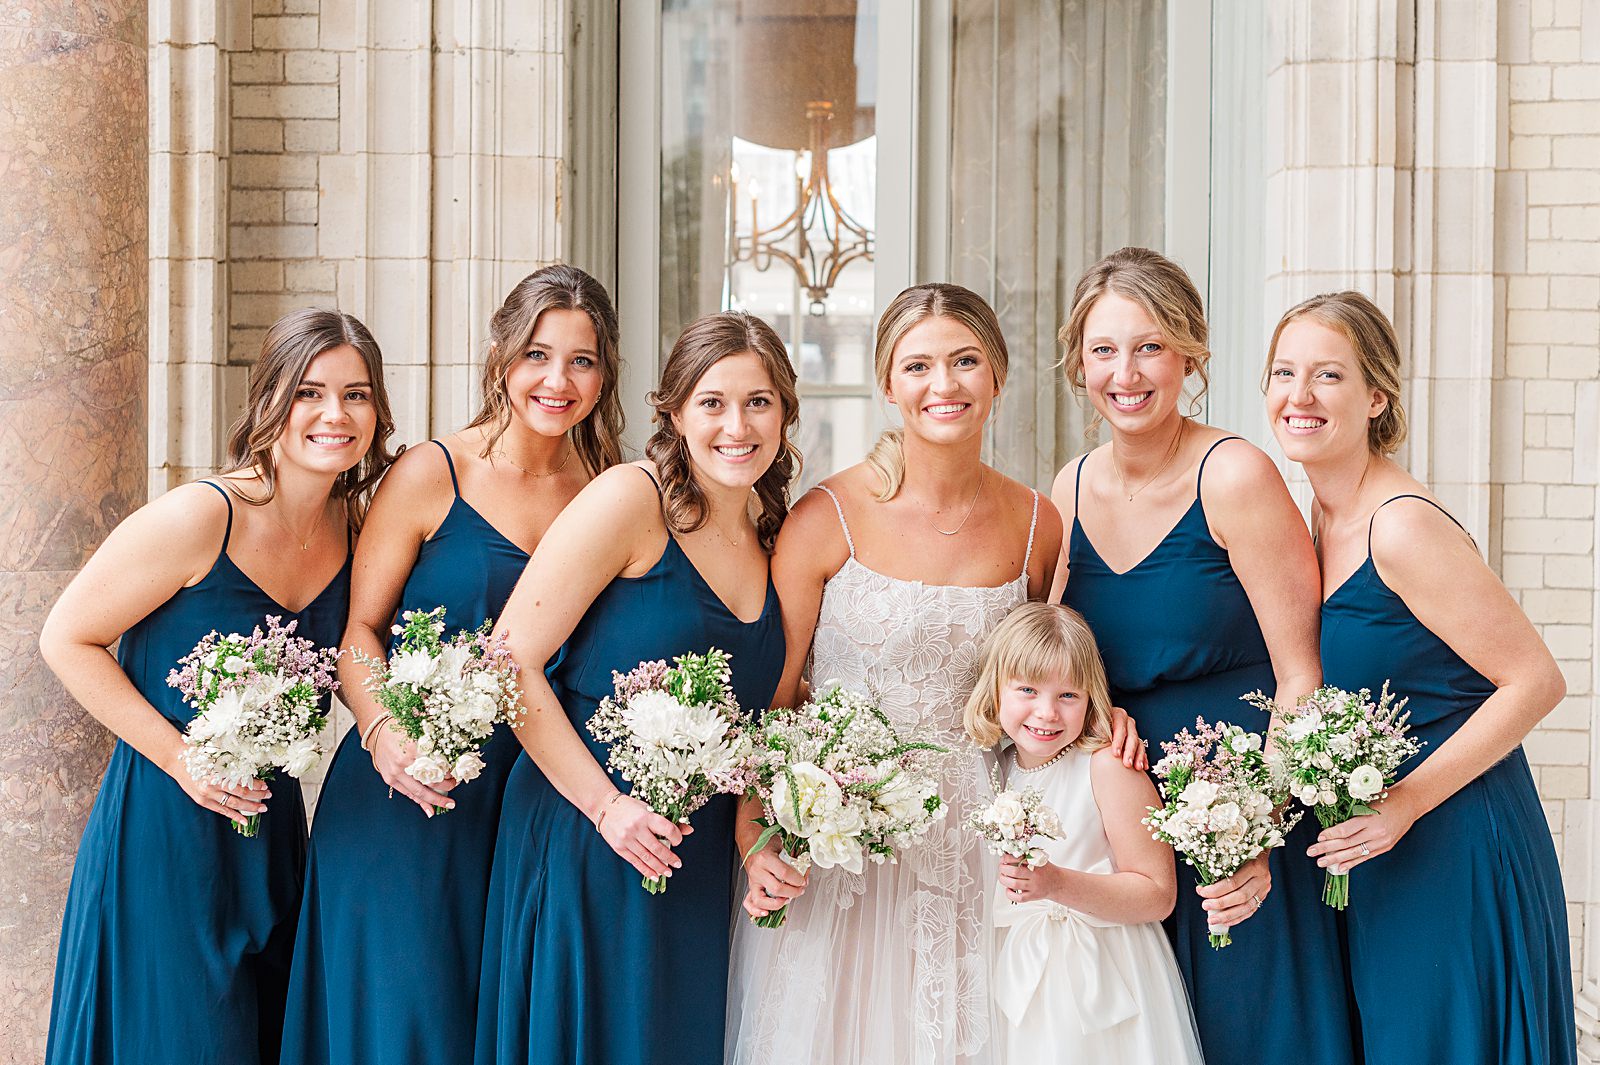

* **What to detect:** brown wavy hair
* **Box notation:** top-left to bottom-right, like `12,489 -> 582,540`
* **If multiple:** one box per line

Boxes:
223,308 -> 397,532
644,312 -> 801,551
866,283 -> 1010,501
1058,247 -> 1211,433
464,263 -> 625,476
1264,291 -> 1408,455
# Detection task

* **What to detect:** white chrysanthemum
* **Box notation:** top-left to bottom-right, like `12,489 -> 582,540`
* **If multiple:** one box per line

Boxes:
281,736 -> 322,778
1284,710 -> 1324,743
620,689 -> 690,746
388,648 -> 436,687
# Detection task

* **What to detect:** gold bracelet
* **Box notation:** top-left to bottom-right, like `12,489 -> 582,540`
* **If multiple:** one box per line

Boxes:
359,712 -> 392,752
593,790 -> 624,830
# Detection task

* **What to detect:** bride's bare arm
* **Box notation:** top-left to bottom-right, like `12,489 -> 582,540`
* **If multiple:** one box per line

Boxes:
739,488 -> 851,917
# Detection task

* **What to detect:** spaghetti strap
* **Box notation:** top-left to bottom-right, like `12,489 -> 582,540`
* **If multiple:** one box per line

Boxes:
200,480 -> 234,552
1368,493 -> 1473,555
1021,489 -> 1040,576
639,465 -> 664,498
1195,436 -> 1244,492
431,439 -> 460,496
1072,453 -> 1088,514
815,485 -> 856,559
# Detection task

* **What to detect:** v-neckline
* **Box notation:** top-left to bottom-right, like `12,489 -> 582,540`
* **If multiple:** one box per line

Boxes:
1074,497 -> 1201,578
667,537 -> 773,627
221,552 -> 347,616
447,496 -> 534,558
1321,555 -> 1373,606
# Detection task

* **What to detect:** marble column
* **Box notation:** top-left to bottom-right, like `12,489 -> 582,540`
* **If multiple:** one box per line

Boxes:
0,3 -> 148,1059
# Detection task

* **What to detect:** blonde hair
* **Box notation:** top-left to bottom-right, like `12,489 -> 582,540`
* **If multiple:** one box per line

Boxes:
866,283 -> 1009,501
465,263 -> 625,476
644,311 -> 802,551
223,308 -> 397,532
963,603 -> 1114,752
1057,247 -> 1211,433
1265,291 -> 1407,455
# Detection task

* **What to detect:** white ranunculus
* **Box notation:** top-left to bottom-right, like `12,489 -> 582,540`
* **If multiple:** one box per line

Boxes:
407,754 -> 450,784
1180,780 -> 1220,809
1347,764 -> 1384,801
1284,711 -> 1324,743
452,751 -> 485,783
389,648 -> 436,687
281,736 -> 322,778
771,762 -> 844,838
806,804 -> 867,873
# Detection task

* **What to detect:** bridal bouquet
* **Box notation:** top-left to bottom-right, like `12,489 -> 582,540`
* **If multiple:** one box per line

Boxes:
586,648 -> 752,894
743,683 -> 949,928
1256,684 -> 1421,910
967,774 -> 1062,871
167,615 -> 342,836
1143,717 -> 1300,947
355,606 -> 523,812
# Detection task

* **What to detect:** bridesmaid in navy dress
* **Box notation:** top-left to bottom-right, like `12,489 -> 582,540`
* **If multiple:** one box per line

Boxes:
1052,249 -> 1355,1065
1269,291 -> 1574,1065
40,310 -> 395,1065
282,266 -> 624,1065
475,311 -> 797,1065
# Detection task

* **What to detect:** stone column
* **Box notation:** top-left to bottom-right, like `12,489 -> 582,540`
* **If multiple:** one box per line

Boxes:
0,4 -> 148,1060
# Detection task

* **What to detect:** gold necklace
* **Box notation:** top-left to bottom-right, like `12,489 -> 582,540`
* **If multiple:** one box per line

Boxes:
494,441 -> 573,478
1112,421 -> 1186,502
275,502 -> 325,551
918,468 -> 986,537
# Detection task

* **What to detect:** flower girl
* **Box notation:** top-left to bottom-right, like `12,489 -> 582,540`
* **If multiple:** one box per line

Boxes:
964,603 -> 1203,1063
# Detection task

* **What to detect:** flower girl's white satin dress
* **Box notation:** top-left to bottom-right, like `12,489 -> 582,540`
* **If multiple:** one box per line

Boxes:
993,748 -> 1204,1064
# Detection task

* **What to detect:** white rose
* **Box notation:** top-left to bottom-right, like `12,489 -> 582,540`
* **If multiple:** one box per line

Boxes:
407,753 -> 450,785
1294,783 -> 1321,806
452,750 -> 485,783
1206,801 -> 1241,832
1313,752 -> 1335,771
281,736 -> 322,778
1347,764 -> 1384,801
986,793 -> 1027,837
806,804 -> 867,873
874,770 -> 931,824
1179,780 -> 1220,809
1245,792 -> 1275,819
388,648 -> 436,687
1317,789 -> 1338,807
1034,806 -> 1063,838
772,763 -> 845,838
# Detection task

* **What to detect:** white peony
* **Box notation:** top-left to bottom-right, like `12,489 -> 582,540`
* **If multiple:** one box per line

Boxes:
452,751 -> 485,783
806,803 -> 867,873
389,648 -> 436,687
1347,764 -> 1384,801
407,754 -> 450,785
771,762 -> 844,838
1180,779 -> 1220,809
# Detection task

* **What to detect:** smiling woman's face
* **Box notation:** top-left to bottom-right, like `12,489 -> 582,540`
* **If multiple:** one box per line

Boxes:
884,316 -> 998,446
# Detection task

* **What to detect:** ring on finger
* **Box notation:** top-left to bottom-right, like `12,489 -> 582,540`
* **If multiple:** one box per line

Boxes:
1251,893 -> 1261,910
220,793 -> 231,809
1359,844 -> 1370,857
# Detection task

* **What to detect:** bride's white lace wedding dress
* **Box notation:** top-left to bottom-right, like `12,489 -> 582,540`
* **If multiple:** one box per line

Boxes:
726,486 -> 1037,1065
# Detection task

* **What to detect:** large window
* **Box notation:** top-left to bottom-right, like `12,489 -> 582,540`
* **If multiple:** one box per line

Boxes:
617,2 -> 1269,485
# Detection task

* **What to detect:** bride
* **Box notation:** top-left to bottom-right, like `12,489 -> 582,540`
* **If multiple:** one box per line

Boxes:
726,284 -> 1140,1064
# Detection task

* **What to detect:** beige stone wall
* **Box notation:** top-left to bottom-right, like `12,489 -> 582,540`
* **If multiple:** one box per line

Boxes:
1496,0 -> 1600,1051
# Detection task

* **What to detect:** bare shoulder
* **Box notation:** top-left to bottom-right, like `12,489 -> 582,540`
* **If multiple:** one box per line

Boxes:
571,461 -> 668,520
1368,493 -> 1479,580
774,483 -> 853,565
372,439 -> 454,500
1089,743 -> 1158,797
993,468 -> 1062,540
101,480 -> 233,580
1195,434 -> 1285,503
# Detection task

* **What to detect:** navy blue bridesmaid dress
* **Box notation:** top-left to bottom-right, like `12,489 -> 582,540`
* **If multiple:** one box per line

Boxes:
1062,438 -> 1356,1065
47,481 -> 350,1065
475,467 -> 784,1065
1322,494 -> 1574,1065
282,441 -> 529,1065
